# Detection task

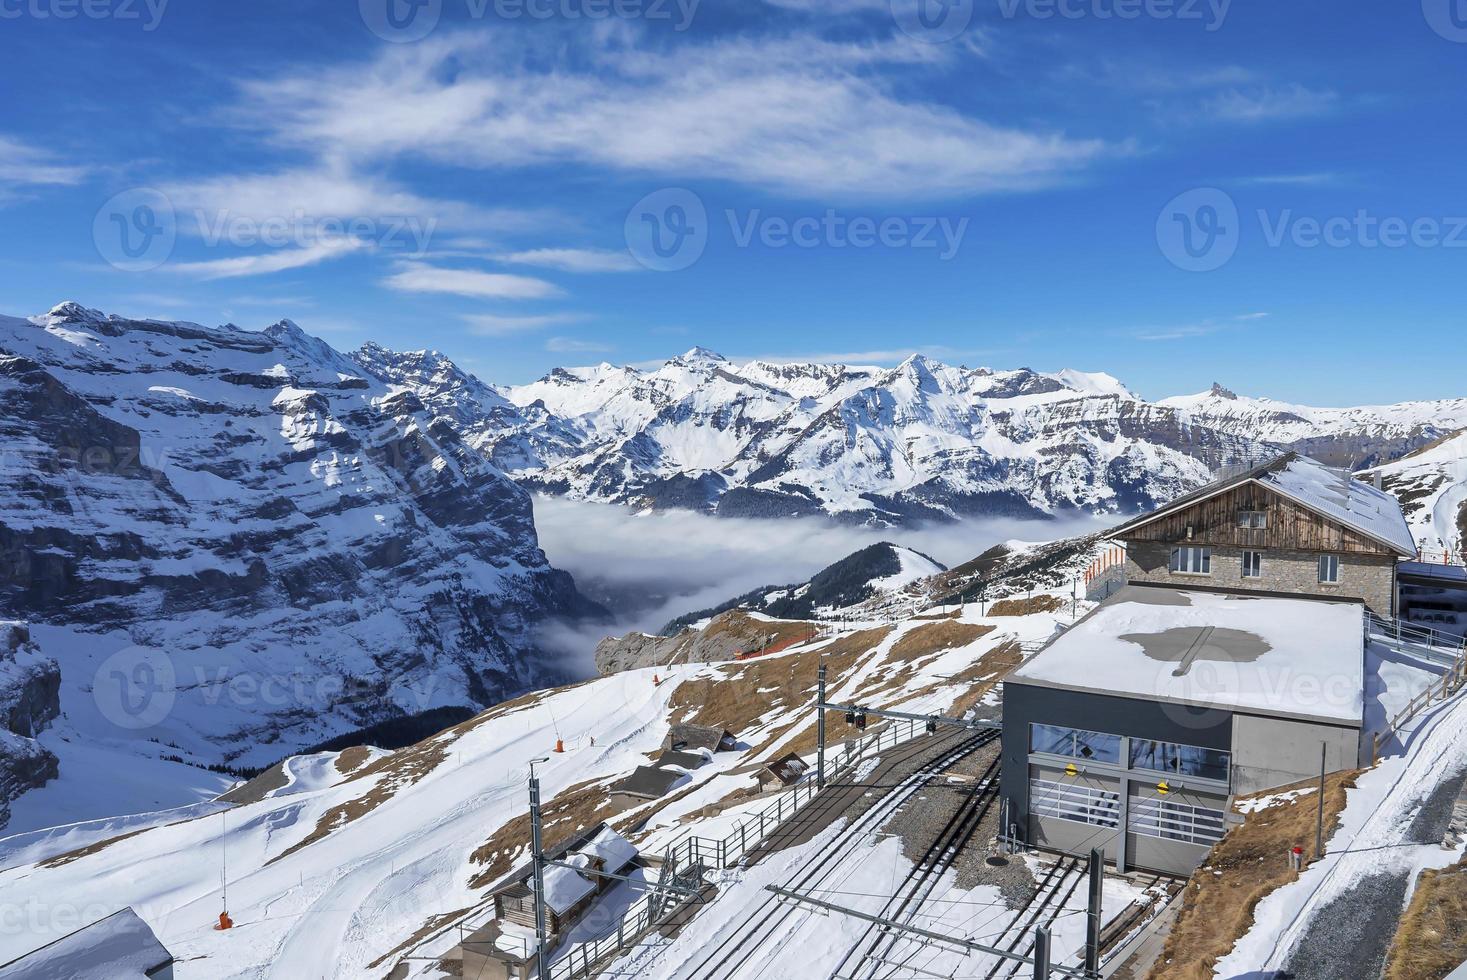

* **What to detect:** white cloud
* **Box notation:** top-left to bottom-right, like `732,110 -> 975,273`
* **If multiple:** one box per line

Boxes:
1204,85 -> 1339,123
499,248 -> 641,273
463,312 -> 586,336
0,135 -> 87,203
170,237 -> 369,280
165,163 -> 552,236
382,261 -> 561,300
1131,311 -> 1268,342
233,30 -> 1111,200
545,336 -> 613,354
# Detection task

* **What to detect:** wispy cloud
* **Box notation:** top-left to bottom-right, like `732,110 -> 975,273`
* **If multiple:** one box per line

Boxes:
171,237 -> 369,280
1237,172 -> 1347,187
1132,312 -> 1268,342
1204,85 -> 1339,123
464,312 -> 587,336
499,248 -> 641,273
546,336 -> 613,354
0,135 -> 88,203
383,261 -> 561,300
232,30 -> 1113,200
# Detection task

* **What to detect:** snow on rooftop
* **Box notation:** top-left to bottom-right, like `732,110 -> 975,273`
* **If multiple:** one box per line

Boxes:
0,907 -> 169,980
1009,586 -> 1366,725
1261,455 -> 1415,555
534,864 -> 598,916
581,827 -> 637,873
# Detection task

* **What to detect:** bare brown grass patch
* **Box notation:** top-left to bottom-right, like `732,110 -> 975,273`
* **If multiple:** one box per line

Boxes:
988,595 -> 1065,617
1148,770 -> 1359,980
1383,857 -> 1467,980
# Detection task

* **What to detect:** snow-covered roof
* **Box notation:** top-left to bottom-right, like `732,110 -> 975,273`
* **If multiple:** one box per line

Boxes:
534,862 -> 598,916
0,908 -> 170,980
580,827 -> 638,874
1109,452 -> 1415,556
1263,455 -> 1415,555
1009,586 -> 1367,725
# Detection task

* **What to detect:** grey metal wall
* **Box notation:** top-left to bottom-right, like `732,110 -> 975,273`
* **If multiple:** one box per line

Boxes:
1230,713 -> 1363,796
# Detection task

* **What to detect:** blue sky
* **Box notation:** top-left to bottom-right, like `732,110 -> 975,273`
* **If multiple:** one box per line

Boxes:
1,0 -> 1465,402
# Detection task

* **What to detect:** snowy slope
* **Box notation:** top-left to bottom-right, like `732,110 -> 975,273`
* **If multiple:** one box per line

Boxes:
1363,430 -> 1467,556
0,596 -> 1064,979
0,303 -> 596,790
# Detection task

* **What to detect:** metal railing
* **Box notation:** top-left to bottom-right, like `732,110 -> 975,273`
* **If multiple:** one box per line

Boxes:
1366,612 -> 1466,664
542,719 -> 929,979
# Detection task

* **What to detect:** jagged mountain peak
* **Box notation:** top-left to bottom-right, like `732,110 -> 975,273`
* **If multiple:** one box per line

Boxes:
1210,381 -> 1239,399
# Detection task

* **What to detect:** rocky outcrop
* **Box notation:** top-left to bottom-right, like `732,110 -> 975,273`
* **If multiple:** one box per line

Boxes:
0,304 -> 602,770
0,623 -> 61,828
594,610 -> 816,675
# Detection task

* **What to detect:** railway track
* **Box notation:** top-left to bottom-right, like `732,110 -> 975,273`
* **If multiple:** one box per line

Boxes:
831,749 -> 1003,980
980,855 -> 1084,980
673,729 -> 998,980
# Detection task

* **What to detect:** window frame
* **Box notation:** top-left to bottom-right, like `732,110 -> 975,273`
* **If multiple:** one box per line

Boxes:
1241,549 -> 1263,579
1237,509 -> 1268,529
1028,723 -> 1122,765
1169,545 -> 1212,576
1318,553 -> 1341,584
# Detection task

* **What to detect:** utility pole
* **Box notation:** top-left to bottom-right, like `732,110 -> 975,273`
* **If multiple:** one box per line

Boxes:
1315,741 -> 1327,859
1033,925 -> 1051,979
816,662 -> 827,790
1084,847 -> 1103,977
529,757 -> 551,980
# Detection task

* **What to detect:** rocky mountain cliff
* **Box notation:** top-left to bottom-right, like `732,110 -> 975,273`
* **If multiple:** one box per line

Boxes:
0,303 -> 600,777
360,345 -> 1467,527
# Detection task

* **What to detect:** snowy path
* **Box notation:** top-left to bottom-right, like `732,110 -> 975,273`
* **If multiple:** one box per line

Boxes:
1217,691 -> 1467,976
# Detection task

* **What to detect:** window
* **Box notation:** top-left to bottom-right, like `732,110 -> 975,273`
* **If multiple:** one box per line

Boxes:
1128,796 -> 1227,846
1029,724 -> 1121,764
1237,509 -> 1268,529
1129,739 -> 1230,781
1032,777 -> 1120,829
1169,546 -> 1211,575
1242,550 -> 1263,579
1319,554 -> 1341,584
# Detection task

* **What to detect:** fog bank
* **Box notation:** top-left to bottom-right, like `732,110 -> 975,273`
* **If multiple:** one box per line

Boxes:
532,496 -> 1108,675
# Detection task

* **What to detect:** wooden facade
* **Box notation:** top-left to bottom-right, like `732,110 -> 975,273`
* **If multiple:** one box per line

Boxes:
1117,482 -> 1399,557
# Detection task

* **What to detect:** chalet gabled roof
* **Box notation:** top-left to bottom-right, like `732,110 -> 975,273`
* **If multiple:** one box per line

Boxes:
667,723 -> 738,753
1106,452 -> 1415,556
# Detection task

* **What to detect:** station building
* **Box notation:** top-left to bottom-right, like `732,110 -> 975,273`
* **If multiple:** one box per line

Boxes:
999,453 -> 1418,876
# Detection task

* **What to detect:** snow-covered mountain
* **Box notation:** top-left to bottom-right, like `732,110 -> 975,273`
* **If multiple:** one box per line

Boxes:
1363,430 -> 1467,556
0,304 -> 599,798
362,345 -> 1467,526
1160,383 -> 1467,469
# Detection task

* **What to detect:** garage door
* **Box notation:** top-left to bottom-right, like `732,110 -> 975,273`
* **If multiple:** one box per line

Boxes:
1126,784 -> 1228,875
1028,767 -> 1122,862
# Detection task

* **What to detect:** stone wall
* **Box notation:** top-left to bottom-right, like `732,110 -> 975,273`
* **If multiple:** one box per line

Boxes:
1125,541 -> 1396,616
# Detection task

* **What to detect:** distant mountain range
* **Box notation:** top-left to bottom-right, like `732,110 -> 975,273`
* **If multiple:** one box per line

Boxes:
0,303 -> 600,795
358,344 -> 1467,527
